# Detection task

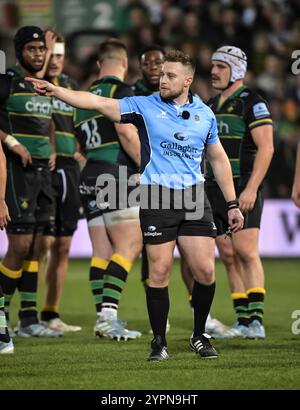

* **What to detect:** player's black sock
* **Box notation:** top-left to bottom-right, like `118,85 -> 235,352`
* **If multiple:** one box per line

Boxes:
141,246 -> 149,292
146,286 -> 169,346
247,288 -> 265,324
41,306 -> 60,321
0,284 -> 10,343
0,262 -> 22,323
231,293 -> 249,326
193,280 -> 216,337
102,253 -> 131,311
89,257 -> 108,314
18,260 -> 39,326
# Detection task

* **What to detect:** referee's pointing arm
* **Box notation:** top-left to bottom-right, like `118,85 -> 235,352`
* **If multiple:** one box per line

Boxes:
25,77 -> 121,122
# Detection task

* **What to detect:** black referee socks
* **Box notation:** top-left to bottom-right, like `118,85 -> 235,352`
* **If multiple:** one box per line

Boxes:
193,281 -> 216,337
146,286 -> 169,346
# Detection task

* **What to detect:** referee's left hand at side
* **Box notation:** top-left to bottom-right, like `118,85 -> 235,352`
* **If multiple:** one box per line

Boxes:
227,208 -> 244,233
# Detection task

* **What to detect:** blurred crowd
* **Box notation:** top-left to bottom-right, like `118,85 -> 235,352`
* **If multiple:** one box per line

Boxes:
2,0 -> 300,198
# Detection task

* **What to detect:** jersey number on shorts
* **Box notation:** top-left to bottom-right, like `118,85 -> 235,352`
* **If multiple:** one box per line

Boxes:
81,119 -> 102,149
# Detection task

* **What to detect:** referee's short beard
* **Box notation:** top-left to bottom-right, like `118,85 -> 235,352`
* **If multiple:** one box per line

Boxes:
160,88 -> 183,101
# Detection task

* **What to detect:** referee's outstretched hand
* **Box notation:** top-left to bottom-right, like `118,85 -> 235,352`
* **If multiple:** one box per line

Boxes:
25,77 -> 55,96
227,208 -> 244,233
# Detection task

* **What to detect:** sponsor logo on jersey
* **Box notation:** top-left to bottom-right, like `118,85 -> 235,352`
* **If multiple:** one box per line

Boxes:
144,225 -> 162,237
25,98 -> 52,114
19,199 -> 29,209
52,97 -> 74,113
253,102 -> 270,119
217,119 -> 229,134
160,140 -> 198,160
227,100 -> 238,113
157,110 -> 168,119
174,132 -> 189,141
160,141 -> 198,153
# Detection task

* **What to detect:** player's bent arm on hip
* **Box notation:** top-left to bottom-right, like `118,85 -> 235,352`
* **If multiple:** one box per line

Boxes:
0,142 -> 10,229
206,141 -> 236,202
115,123 -> 141,167
239,124 -> 274,213
0,128 -> 32,167
25,77 -> 121,123
206,141 -> 244,232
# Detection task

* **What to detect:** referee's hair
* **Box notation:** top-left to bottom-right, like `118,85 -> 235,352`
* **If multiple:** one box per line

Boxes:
98,38 -> 128,64
138,44 -> 165,62
164,50 -> 195,74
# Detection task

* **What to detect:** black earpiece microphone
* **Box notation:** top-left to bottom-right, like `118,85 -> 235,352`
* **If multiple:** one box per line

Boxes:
182,110 -> 190,120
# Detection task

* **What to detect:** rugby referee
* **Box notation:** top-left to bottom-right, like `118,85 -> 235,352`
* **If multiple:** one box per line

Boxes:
26,50 -> 244,361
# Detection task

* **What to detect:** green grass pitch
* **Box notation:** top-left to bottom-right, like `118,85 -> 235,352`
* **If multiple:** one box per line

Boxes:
1,258 -> 300,390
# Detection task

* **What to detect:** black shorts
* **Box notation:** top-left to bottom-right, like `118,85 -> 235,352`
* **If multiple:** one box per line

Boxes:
205,180 -> 264,236
5,158 -> 55,235
80,160 -> 138,222
44,157 -> 82,237
140,185 -> 217,244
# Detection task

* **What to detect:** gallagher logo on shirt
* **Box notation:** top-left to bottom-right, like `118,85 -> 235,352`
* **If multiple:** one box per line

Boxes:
174,132 -> 189,141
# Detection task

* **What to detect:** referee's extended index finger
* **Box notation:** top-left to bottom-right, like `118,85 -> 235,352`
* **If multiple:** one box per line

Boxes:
25,77 -> 44,85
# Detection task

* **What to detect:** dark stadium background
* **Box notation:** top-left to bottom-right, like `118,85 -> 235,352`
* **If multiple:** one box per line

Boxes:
1,0 -> 299,256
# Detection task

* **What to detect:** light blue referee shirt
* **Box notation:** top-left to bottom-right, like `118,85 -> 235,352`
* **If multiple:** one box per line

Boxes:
119,93 -> 219,189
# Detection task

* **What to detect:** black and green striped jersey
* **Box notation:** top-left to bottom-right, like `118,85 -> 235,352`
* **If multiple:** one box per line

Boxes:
51,73 -> 78,157
131,78 -> 159,96
74,76 -> 136,172
0,66 -> 52,159
206,86 -> 273,185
